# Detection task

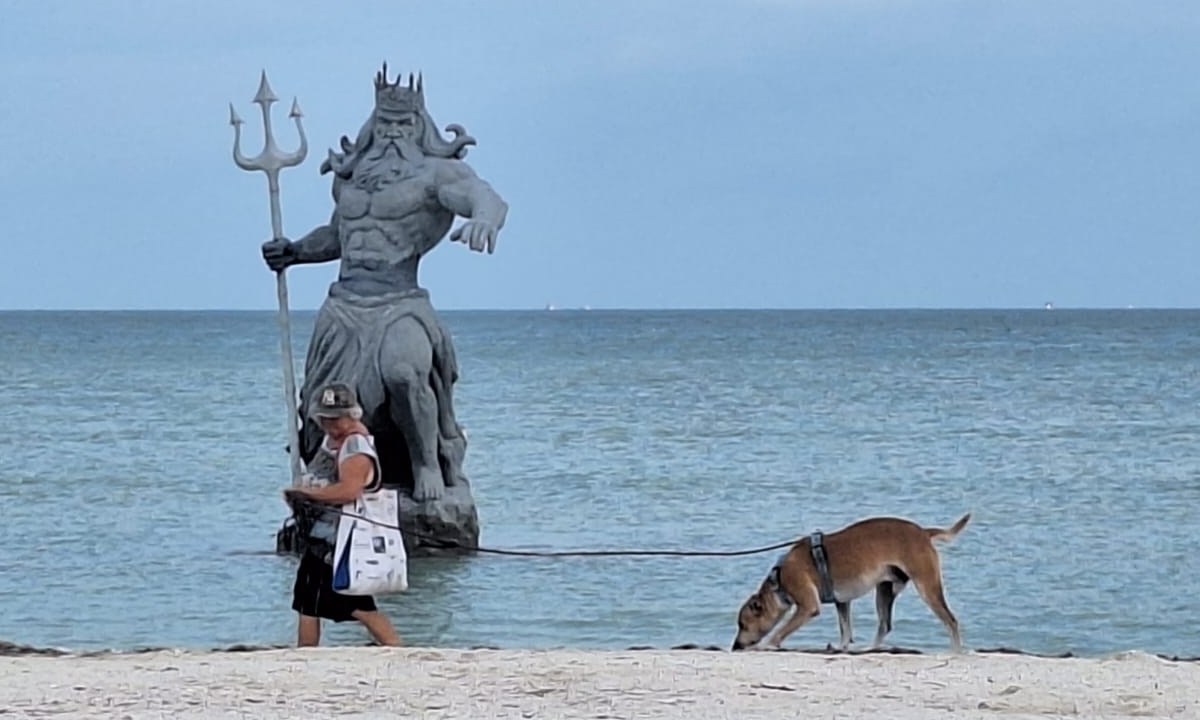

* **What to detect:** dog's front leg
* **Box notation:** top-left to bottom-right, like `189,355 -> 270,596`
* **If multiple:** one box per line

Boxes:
835,601 -> 854,650
764,604 -> 819,650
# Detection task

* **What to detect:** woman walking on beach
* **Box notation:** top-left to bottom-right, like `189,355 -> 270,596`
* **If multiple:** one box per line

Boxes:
284,382 -> 403,647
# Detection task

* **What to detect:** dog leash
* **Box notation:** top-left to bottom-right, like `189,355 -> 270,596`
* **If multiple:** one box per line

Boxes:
286,498 -> 802,558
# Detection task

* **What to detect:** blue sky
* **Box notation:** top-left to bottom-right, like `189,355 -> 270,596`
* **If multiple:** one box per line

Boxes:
1,0 -> 1197,310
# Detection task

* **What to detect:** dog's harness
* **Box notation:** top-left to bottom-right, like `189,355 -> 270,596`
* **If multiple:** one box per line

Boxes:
809,531 -> 837,604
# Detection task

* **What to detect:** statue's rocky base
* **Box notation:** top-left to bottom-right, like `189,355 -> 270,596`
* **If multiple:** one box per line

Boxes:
395,481 -> 480,556
275,481 -> 480,558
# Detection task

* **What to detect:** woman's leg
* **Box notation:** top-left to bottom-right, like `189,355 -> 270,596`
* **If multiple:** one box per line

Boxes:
298,615 -> 322,646
352,608 -> 403,646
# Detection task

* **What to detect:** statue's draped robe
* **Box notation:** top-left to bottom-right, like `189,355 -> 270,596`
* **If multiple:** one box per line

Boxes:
297,284 -> 467,491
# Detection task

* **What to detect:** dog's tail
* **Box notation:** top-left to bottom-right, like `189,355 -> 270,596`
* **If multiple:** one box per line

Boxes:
926,512 -> 971,544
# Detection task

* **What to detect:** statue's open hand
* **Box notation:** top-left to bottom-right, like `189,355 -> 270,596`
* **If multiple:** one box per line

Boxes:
261,238 -> 296,272
451,220 -> 499,254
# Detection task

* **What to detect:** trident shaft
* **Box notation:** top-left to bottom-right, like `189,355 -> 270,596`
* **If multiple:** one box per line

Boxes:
230,70 -> 309,486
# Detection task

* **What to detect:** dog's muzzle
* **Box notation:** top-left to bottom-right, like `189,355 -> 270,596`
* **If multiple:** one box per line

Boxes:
731,639 -> 745,652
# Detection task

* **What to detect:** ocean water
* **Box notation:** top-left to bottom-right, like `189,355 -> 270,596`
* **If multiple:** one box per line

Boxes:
1,308 -> 1197,657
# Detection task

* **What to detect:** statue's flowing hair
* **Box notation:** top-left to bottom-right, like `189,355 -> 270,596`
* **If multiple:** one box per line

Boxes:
321,103 -> 476,179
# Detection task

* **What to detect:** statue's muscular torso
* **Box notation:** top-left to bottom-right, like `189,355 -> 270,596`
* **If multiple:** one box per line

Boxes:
332,158 -> 455,295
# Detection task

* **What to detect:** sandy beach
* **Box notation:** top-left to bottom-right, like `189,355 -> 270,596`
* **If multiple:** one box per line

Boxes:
1,646 -> 1196,719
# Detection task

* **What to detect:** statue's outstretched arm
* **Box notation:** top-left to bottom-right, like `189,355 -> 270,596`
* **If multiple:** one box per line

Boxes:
437,161 -> 508,255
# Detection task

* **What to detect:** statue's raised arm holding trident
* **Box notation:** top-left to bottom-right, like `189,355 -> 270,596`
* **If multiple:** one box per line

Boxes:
230,63 -> 508,553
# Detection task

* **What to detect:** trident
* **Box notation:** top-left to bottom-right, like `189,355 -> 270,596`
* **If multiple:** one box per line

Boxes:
230,71 -> 309,486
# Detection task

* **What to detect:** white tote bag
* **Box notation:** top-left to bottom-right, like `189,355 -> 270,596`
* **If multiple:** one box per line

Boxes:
331,486 -> 409,596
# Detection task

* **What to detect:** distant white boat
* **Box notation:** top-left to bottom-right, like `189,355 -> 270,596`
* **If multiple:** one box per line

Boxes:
1044,301 -> 1055,310
544,303 -> 557,311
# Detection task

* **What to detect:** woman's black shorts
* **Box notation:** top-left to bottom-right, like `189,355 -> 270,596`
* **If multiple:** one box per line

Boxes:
291,549 -> 378,622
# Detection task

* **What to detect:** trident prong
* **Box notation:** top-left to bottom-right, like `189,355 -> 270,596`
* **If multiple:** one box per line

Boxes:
232,70 -> 308,183
229,69 -> 309,488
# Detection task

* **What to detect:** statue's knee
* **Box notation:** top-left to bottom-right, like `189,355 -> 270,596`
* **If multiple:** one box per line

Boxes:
382,318 -> 433,360
386,365 -> 427,393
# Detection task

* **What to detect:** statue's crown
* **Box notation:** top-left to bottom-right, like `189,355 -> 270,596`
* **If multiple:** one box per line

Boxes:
374,62 -> 425,114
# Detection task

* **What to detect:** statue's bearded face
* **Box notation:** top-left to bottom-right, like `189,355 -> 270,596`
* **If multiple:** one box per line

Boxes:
374,110 -> 419,147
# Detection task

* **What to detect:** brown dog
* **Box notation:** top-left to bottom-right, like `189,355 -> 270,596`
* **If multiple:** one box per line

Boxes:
731,513 -> 971,652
